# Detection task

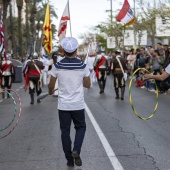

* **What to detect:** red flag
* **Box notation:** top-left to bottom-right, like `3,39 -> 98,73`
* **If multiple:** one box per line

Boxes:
58,1 -> 70,42
116,0 -> 135,26
0,6 -> 6,60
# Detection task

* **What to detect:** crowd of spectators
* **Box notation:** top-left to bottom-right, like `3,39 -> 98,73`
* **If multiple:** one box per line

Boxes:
107,43 -> 170,94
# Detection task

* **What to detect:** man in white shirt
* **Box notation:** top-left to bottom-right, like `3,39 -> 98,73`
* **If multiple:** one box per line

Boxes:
86,53 -> 96,87
39,54 -> 50,85
48,37 -> 90,167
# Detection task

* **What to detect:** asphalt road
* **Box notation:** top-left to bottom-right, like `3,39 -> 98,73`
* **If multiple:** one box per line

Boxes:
0,75 -> 170,170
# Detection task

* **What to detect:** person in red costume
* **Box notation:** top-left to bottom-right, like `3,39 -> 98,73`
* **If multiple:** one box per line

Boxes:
23,52 -> 44,104
0,53 -> 15,99
94,50 -> 109,94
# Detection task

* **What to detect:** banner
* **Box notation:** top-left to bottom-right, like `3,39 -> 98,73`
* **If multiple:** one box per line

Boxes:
107,37 -> 116,48
156,16 -> 170,37
43,3 -> 52,54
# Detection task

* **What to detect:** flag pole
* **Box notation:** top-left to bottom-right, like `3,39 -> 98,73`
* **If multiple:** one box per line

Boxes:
123,24 -> 125,50
133,0 -> 136,48
68,0 -> 72,37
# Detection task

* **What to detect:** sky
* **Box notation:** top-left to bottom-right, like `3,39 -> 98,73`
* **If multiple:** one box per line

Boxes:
50,0 -> 135,44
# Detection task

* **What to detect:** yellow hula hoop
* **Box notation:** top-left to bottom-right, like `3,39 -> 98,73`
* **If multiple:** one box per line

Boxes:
129,68 -> 159,120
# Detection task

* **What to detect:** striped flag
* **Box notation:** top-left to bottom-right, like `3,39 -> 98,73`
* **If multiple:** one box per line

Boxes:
116,0 -> 135,26
58,0 -> 70,42
43,3 -> 52,54
0,6 -> 6,60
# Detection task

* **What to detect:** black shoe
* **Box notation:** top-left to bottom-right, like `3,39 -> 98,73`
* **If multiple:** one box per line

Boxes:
99,90 -> 104,94
115,96 -> 119,99
37,99 -> 41,103
121,97 -> 124,100
72,150 -> 82,166
30,94 -> 34,104
2,93 -> 5,99
67,160 -> 74,167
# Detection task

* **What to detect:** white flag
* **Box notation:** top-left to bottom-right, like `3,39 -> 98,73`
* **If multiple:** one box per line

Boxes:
58,1 -> 70,42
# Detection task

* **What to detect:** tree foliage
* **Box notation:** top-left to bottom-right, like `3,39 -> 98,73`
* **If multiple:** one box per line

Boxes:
0,0 -> 58,58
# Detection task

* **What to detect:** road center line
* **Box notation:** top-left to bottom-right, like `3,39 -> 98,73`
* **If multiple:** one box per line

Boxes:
85,103 -> 124,170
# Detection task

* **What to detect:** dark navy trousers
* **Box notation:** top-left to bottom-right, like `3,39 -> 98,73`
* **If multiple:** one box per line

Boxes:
58,109 -> 86,161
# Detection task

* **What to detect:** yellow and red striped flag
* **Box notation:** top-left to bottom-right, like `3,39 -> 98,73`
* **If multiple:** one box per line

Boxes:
43,3 -> 52,54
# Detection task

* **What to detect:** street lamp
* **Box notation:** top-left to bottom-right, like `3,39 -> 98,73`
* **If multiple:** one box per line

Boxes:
107,0 -> 113,24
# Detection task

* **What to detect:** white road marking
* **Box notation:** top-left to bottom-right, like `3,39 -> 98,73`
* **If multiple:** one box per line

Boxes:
85,103 -> 124,170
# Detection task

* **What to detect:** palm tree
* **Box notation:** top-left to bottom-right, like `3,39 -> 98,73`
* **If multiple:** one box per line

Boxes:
0,0 -> 11,52
29,0 -> 37,53
16,0 -> 23,59
9,1 -> 17,57
25,0 -> 30,54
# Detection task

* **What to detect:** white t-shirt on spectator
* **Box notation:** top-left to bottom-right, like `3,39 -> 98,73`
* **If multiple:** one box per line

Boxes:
165,64 -> 170,75
51,57 -> 90,111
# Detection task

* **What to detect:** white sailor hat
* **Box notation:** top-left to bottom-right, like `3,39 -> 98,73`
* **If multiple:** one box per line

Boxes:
61,37 -> 79,53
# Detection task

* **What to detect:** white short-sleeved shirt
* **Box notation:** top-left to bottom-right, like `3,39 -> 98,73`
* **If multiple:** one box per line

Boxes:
51,57 -> 90,111
39,57 -> 50,71
87,56 -> 95,70
165,64 -> 170,75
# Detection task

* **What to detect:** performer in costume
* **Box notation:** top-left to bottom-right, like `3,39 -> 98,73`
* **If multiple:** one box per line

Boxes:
112,49 -> 127,100
39,53 -> 50,86
86,52 -> 96,87
94,50 -> 109,94
51,46 -> 64,97
23,52 -> 44,104
0,54 -> 15,99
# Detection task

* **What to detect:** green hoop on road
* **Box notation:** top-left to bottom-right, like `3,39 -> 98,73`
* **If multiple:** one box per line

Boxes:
129,68 -> 159,120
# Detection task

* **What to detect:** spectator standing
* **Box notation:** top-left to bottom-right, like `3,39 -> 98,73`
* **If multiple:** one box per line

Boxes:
149,50 -> 164,92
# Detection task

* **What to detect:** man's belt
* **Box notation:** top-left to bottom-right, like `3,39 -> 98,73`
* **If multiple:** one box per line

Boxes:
115,68 -> 121,70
